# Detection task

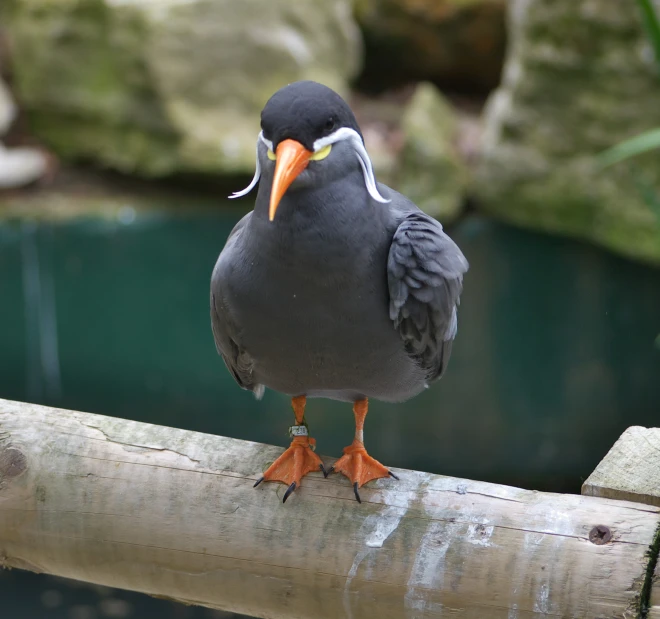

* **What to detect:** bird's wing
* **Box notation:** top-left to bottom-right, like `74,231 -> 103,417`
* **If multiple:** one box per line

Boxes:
210,212 -> 263,397
388,211 -> 468,382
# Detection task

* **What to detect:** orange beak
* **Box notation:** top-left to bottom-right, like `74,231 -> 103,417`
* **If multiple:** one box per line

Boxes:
269,139 -> 313,221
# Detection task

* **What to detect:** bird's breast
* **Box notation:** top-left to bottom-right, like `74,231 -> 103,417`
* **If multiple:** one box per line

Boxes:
227,222 -> 424,401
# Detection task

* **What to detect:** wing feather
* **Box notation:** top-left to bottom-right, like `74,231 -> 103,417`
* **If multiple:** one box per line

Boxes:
388,212 -> 468,382
210,212 -> 263,398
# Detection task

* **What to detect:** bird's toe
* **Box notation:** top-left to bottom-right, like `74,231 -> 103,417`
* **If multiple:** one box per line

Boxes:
254,436 -> 324,498
330,440 -> 394,502
283,481 -> 297,503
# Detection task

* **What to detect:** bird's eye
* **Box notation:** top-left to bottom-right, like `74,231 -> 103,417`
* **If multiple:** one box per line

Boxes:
324,117 -> 336,132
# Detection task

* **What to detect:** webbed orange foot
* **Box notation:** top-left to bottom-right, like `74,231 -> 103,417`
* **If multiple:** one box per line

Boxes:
329,439 -> 398,503
254,435 -> 325,502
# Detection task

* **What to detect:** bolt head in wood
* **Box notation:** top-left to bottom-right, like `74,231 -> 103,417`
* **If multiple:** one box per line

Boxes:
589,525 -> 612,545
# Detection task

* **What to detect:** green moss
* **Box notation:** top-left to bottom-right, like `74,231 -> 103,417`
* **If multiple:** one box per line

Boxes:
28,111 -> 182,176
10,0 -> 170,129
7,0 -> 178,175
477,158 -> 660,266
6,0 -> 360,178
476,0 -> 660,265
397,83 -> 468,222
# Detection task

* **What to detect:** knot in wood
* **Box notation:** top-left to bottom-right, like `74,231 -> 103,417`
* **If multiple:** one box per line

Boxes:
0,446 -> 28,482
589,524 -> 612,545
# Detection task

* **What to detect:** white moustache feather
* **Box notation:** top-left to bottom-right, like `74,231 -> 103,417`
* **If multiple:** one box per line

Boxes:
229,128 -> 390,204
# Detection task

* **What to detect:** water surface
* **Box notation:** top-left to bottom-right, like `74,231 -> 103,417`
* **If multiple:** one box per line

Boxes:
1,206 -> 659,618
1,207 -> 658,490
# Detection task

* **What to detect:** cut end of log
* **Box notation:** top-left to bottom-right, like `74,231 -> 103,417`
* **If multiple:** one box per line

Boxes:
582,426 -> 660,508
0,446 -> 28,483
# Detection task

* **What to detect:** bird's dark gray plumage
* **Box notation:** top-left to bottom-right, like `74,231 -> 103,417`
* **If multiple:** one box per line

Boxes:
211,81 -> 468,499
388,211 -> 464,383
260,80 -> 363,151
211,81 -> 468,407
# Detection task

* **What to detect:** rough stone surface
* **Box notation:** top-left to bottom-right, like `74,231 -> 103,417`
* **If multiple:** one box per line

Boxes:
355,84 -> 468,223
0,76 -> 16,134
5,0 -> 362,176
355,0 -> 506,92
0,144 -> 48,188
475,0 -> 660,266
0,76 -> 48,188
397,83 -> 467,222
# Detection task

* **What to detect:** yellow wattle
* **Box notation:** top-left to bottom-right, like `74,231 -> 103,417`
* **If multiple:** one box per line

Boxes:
309,144 -> 332,161
269,144 -> 331,162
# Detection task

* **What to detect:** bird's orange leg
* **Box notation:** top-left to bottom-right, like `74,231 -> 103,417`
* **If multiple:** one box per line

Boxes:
254,396 -> 325,502
329,398 -> 398,503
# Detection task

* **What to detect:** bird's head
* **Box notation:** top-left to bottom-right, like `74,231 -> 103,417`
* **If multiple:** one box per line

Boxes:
229,81 -> 389,220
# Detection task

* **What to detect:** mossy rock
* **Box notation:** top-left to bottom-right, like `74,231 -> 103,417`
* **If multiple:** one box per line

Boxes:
5,0 -> 362,177
398,83 -> 468,222
475,0 -> 660,266
358,83 -> 468,223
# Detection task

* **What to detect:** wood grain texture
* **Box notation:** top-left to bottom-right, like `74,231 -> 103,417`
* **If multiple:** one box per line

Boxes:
582,426 -> 660,507
1,399 -> 659,619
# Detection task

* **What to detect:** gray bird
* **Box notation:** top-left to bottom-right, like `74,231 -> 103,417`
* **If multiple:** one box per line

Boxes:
211,81 -> 468,503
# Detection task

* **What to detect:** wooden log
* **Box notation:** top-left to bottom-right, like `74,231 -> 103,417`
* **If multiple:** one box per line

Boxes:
582,426 -> 660,617
582,426 -> 660,507
1,398 -> 659,619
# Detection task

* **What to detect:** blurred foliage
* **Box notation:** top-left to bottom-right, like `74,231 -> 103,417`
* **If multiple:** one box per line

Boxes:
476,0 -> 660,265
638,0 -> 660,68
598,129 -> 660,169
595,0 -> 660,346
598,0 -> 660,265
635,0 -> 660,345
632,164 -> 660,226
599,0 -> 660,170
